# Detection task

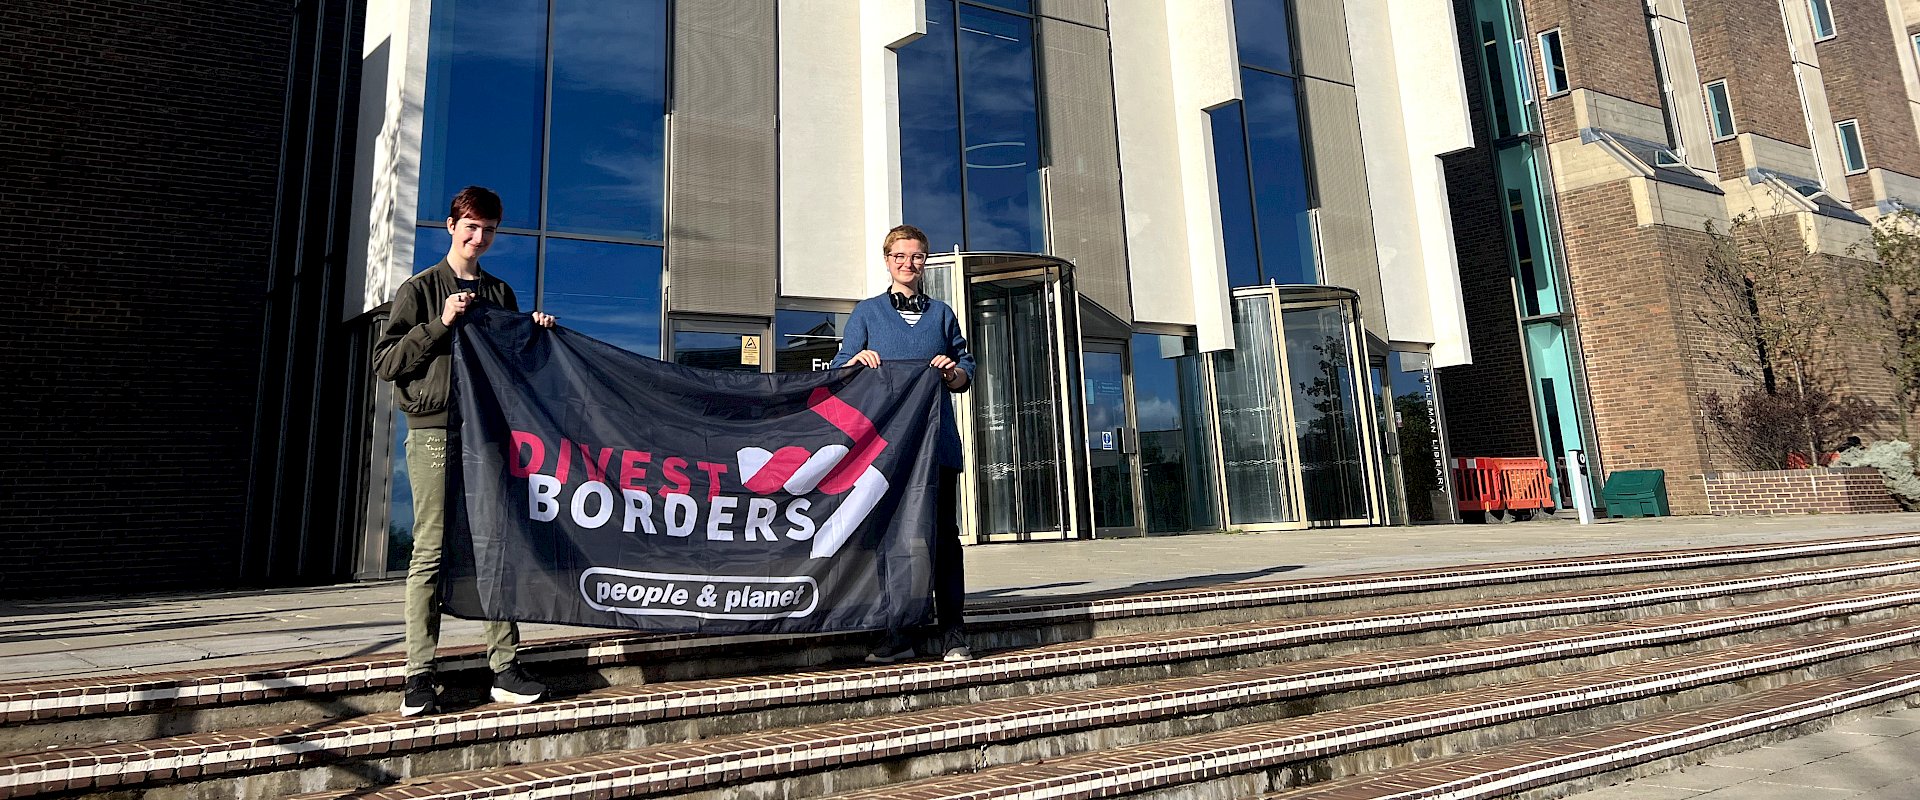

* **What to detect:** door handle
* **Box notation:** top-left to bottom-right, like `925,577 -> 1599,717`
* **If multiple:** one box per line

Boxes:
1120,426 -> 1138,455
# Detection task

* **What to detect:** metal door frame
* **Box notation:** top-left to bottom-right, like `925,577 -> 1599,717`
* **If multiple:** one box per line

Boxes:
1084,338 -> 1145,537
923,252 -> 1090,544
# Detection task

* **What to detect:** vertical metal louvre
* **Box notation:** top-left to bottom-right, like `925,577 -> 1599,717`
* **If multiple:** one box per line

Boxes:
1291,0 -> 1355,85
1040,17 -> 1132,322
1036,0 -> 1106,29
1302,78 -> 1386,339
668,0 -> 778,316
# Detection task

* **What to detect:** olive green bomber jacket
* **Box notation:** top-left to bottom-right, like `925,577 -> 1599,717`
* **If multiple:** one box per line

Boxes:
371,259 -> 519,428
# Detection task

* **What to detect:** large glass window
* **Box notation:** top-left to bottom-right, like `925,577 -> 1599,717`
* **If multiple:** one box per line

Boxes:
1232,0 -> 1294,74
418,0 -> 546,228
545,1 -> 669,239
1210,103 -> 1262,289
1242,70 -> 1314,285
415,0 -> 668,357
898,1 -> 1046,253
1214,0 -> 1316,288
1132,333 -> 1221,533
542,239 -> 664,357
775,309 -> 852,372
1473,0 -> 1537,139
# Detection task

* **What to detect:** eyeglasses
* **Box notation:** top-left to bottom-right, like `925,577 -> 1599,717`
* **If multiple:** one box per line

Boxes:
886,252 -> 928,263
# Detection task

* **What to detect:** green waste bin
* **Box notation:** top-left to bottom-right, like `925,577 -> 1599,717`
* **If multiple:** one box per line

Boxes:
1602,469 -> 1669,518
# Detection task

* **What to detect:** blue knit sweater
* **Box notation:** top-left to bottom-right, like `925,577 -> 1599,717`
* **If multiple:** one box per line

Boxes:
830,295 -> 975,468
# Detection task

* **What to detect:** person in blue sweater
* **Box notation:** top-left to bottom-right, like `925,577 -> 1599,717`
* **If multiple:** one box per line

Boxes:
831,224 -> 977,663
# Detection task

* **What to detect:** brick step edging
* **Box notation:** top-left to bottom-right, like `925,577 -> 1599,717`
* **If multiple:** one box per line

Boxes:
5,532 -> 1916,726
5,557 -> 1918,794
251,617 -> 1920,800
1273,669 -> 1920,799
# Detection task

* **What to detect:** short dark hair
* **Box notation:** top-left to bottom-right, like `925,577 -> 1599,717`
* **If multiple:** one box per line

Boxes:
881,224 -> 930,255
449,186 -> 504,223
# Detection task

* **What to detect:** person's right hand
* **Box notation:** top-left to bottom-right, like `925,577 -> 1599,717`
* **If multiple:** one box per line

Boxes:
849,349 -> 881,368
441,291 -> 476,327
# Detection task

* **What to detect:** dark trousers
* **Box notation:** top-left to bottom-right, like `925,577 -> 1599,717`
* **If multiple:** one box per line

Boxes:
882,467 -> 966,652
932,468 -> 965,646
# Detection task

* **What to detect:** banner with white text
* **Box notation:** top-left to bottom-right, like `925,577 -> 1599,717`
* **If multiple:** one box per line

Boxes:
442,304 -> 943,634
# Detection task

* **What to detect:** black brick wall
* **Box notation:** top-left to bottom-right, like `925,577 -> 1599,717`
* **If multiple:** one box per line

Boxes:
0,1 -> 293,595
1437,0 -> 1544,461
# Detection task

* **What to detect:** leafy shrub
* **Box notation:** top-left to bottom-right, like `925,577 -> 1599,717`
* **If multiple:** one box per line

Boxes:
1833,440 -> 1920,510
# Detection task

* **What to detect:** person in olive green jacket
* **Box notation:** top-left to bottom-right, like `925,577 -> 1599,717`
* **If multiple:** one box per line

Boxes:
373,185 -> 556,717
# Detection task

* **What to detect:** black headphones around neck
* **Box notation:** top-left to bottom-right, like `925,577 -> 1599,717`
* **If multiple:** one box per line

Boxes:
889,292 -> 929,313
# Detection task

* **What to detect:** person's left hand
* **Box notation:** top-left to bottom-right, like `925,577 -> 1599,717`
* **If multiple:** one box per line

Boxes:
530,311 -> 557,328
931,355 -> 964,385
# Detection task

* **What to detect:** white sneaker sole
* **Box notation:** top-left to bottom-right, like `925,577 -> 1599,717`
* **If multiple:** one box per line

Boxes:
490,686 -> 544,704
399,701 -> 434,717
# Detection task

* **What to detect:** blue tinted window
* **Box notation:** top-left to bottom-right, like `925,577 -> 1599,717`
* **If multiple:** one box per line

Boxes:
1208,102 -> 1262,288
1233,0 -> 1294,74
899,0 -> 966,252
545,0 -> 668,239
672,330 -> 758,372
418,0 -> 547,228
775,310 -> 850,372
542,239 -> 664,357
412,226 -> 538,303
970,0 -> 1031,13
1242,69 -> 1315,284
958,5 -> 1045,251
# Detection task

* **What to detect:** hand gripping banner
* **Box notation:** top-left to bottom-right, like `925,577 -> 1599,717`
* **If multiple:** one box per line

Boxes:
442,305 -> 944,634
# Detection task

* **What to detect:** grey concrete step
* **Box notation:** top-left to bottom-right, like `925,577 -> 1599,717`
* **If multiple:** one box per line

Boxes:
251,621 -> 1920,800
9,572 -> 1919,799
6,532 -> 1916,744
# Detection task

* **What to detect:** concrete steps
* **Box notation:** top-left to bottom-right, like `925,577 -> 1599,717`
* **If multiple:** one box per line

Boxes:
1,532 -> 1917,799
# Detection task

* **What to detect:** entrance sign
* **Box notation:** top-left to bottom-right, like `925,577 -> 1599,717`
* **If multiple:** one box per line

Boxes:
442,305 -> 945,634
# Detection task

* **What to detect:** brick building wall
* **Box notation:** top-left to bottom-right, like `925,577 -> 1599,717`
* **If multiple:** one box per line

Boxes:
1688,0 -> 1810,180
0,1 -> 292,595
1525,0 -> 1665,146
1439,0 -> 1544,461
1819,0 -> 1920,204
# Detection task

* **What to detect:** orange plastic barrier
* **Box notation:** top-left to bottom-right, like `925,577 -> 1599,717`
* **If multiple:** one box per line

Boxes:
1452,457 -> 1555,513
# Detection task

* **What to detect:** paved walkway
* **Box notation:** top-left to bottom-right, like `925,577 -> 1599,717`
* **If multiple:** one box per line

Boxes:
5,512 -> 1917,685
1571,706 -> 1920,799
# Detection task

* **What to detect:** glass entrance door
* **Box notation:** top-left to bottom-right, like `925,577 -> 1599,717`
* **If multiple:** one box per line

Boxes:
1209,287 -> 1386,529
1084,343 -> 1139,533
969,275 -> 1073,539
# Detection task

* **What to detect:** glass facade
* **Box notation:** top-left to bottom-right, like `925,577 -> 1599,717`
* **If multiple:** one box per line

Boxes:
1211,0 -> 1316,288
1470,0 -> 1592,508
378,0 -> 672,572
1283,305 -> 1368,521
1132,334 -> 1221,533
898,0 -> 1046,252
774,310 -> 852,373
415,0 -> 669,358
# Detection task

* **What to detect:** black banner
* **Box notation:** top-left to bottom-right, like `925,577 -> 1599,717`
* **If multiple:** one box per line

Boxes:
442,304 -> 944,634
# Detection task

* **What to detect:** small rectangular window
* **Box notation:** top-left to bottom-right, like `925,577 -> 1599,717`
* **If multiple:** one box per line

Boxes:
1808,0 -> 1835,39
1705,80 -> 1736,140
1537,29 -> 1569,95
1912,33 -> 1919,65
1836,119 -> 1867,174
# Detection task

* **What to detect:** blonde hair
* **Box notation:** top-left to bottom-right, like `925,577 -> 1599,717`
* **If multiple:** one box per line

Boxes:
880,224 -> 930,256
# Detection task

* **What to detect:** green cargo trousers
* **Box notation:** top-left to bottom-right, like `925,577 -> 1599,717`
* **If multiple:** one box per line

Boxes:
404,427 -> 520,676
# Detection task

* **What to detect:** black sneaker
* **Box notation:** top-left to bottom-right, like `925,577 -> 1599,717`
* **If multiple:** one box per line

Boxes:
399,673 -> 438,717
490,663 -> 547,705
